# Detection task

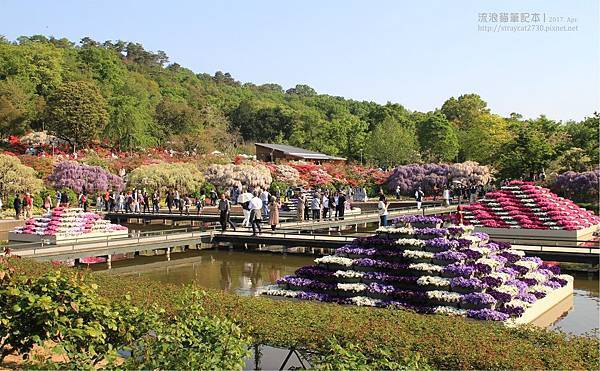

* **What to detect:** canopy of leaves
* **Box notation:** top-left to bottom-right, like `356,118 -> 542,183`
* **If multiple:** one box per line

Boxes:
0,154 -> 43,199
127,162 -> 204,194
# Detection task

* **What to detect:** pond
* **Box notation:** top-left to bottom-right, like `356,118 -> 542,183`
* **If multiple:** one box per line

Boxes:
97,249 -> 599,336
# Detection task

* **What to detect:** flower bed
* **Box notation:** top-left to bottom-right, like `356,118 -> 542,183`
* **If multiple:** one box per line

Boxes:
461,181 -> 600,230
264,219 -> 574,323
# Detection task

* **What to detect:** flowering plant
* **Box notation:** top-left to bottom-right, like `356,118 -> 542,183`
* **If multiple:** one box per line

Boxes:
467,309 -> 509,321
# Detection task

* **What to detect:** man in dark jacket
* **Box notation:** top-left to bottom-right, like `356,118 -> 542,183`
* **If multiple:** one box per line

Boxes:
13,194 -> 22,219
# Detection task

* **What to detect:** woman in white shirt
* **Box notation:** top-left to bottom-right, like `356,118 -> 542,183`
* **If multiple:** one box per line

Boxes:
378,195 -> 389,227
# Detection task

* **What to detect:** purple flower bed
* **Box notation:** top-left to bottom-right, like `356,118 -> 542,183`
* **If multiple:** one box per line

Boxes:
353,258 -> 410,272
391,289 -> 428,303
296,291 -> 332,301
480,275 -> 503,287
531,290 -> 547,299
443,263 -> 475,278
424,237 -> 460,252
467,308 -> 510,321
480,242 -> 501,252
277,276 -> 336,291
447,226 -> 465,236
414,228 -> 449,238
362,272 -> 419,285
463,248 -> 484,260
351,236 -> 397,249
434,250 -> 467,262
497,251 -> 523,264
336,246 -> 377,257
295,266 -> 334,278
488,289 -> 513,303
454,238 -> 475,249
451,277 -> 487,292
490,254 -> 508,265
471,232 -> 489,241
516,292 -> 537,304
394,215 -> 443,225
473,263 -> 493,275
498,266 -> 519,277
368,282 -> 396,295
542,264 -> 561,275
544,280 -> 562,289
462,292 -> 497,307
498,304 -> 525,317
549,276 -> 569,287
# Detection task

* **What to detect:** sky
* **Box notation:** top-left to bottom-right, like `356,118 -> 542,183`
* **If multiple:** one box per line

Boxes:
1,0 -> 598,121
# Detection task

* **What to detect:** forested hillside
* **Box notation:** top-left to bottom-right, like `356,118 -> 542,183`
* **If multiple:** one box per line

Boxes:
0,35 -> 597,179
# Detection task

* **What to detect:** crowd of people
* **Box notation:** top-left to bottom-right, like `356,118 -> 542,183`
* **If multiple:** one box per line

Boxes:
295,190 -> 349,222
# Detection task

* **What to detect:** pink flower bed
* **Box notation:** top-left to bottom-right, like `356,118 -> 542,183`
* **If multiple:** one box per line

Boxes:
462,181 -> 600,231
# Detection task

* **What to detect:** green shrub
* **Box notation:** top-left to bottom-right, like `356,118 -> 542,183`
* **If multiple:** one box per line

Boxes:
0,258 -> 250,369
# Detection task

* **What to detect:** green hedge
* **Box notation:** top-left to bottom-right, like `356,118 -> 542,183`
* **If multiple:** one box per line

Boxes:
9,258 -> 600,370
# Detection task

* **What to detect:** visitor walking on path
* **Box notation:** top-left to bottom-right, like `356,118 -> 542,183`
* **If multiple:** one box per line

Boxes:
395,185 -> 401,200
322,193 -> 330,220
268,196 -> 280,231
118,192 -> 125,213
183,195 -> 191,215
55,191 -> 62,209
166,192 -> 174,214
337,192 -> 346,220
60,191 -> 69,208
378,195 -> 389,227
249,192 -> 263,236
297,194 -> 305,222
142,192 -> 150,214
44,194 -> 53,213
95,194 -> 103,212
332,192 -> 339,220
13,194 -> 22,219
442,187 -> 451,207
415,187 -> 424,210
260,188 -> 270,219
311,193 -> 321,221
218,193 -> 237,232
152,191 -> 160,213
174,190 -> 180,209
195,197 -> 202,215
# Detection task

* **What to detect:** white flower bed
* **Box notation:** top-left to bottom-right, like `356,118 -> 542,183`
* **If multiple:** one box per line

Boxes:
337,283 -> 367,292
488,272 -> 512,284
396,238 -> 425,247
409,263 -> 444,274
315,256 -> 353,267
403,250 -> 434,259
523,272 -> 548,284
376,227 -> 414,235
514,260 -> 540,271
417,276 -> 451,287
349,296 -> 381,307
433,306 -> 467,316
527,285 -> 552,295
334,270 -> 364,278
426,290 -> 462,303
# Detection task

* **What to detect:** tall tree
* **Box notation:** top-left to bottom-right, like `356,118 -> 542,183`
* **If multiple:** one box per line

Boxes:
366,118 -> 420,168
45,80 -> 108,152
416,112 -> 459,162
441,93 -> 489,126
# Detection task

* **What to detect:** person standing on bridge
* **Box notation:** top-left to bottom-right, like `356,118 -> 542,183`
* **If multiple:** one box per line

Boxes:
152,191 -> 160,213
218,193 -> 237,232
296,193 -> 305,222
311,192 -> 321,221
260,188 -> 270,220
250,192 -> 263,236
337,192 -> 346,220
142,191 -> 150,214
378,195 -> 389,227
13,193 -> 22,219
322,193 -> 330,220
268,196 -> 280,231
415,186 -> 424,210
166,191 -> 173,214
442,187 -> 451,207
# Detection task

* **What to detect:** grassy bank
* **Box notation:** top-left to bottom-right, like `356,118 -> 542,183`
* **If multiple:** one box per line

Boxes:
10,258 -> 600,370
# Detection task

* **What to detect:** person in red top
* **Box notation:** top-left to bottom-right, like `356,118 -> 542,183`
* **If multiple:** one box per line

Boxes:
24,192 -> 33,218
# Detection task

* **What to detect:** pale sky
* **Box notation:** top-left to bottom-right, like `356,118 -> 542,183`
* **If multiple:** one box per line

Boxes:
2,0 -> 598,121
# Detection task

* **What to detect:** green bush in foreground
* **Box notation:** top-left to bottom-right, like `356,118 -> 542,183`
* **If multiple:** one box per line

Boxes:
6,258 -> 600,370
0,257 -> 250,369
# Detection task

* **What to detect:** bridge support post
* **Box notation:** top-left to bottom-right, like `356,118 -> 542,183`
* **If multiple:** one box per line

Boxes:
354,224 -> 358,232
166,247 -> 171,261
107,254 -> 112,269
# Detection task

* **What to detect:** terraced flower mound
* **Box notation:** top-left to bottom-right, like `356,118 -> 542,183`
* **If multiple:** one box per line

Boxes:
461,180 -> 600,230
261,215 -> 572,322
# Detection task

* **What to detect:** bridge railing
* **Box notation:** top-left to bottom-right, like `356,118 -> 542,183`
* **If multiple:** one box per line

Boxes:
2,225 -> 217,256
